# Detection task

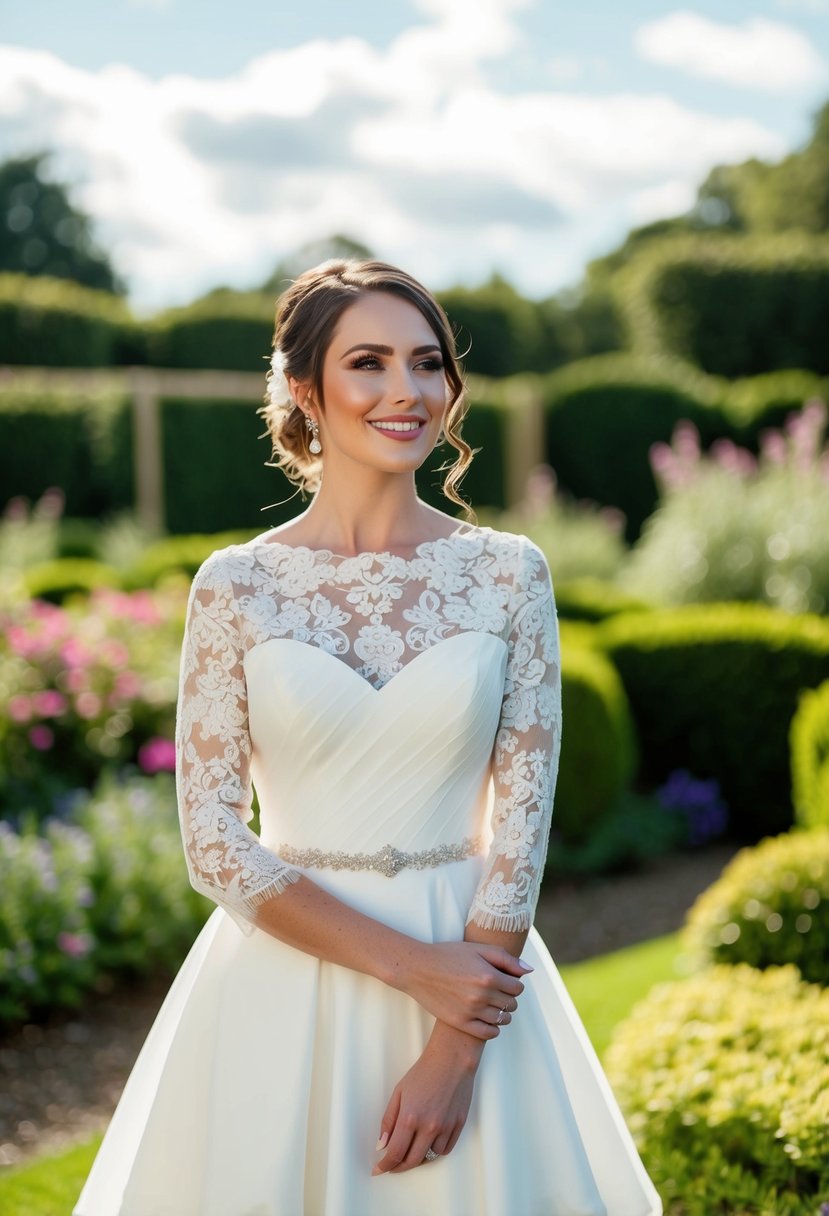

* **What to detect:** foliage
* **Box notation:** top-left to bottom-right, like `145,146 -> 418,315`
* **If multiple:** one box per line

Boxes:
605,964 -> 829,1215
552,577 -> 651,624
148,291 -> 274,371
618,232 -> 829,377
0,273 -> 137,367
598,603 -> 829,838
541,353 -> 721,540
22,558 -> 122,602
0,152 -> 123,293
0,589 -> 183,818
488,463 -> 629,582
791,679 -> 829,829
555,644 -> 637,841
438,275 -> 550,376
620,401 -> 829,614
123,529 -> 258,587
682,827 -> 829,987
0,381 -> 133,517
0,774 -> 210,1032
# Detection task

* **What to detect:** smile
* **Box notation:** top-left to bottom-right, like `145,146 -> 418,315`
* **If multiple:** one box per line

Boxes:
368,420 -> 426,434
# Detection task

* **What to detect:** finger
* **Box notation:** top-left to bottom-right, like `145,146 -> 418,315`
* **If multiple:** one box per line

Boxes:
389,1130 -> 437,1174
445,1119 -> 466,1155
468,1019 -> 500,1040
376,1088 -> 401,1153
428,1129 -> 451,1157
372,1122 -> 415,1176
477,946 -> 534,977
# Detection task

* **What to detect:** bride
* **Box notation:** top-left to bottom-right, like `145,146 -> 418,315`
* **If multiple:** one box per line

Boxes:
74,259 -> 661,1215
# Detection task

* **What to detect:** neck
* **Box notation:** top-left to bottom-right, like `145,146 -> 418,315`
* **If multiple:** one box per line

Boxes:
292,464 -> 435,554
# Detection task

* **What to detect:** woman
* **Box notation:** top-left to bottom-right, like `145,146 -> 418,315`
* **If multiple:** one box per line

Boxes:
74,259 -> 661,1215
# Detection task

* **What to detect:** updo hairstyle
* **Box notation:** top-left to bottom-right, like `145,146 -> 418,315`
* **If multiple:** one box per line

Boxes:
258,259 -> 475,517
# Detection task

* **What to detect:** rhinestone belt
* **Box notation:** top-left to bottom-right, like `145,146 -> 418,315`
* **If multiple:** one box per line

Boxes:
278,835 -> 483,879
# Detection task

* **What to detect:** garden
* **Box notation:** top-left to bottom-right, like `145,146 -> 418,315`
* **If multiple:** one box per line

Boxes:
2,112 -> 829,1214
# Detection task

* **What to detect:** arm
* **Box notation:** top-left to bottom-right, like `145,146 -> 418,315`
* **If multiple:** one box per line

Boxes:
374,535 -> 562,1173
176,553 -> 529,1039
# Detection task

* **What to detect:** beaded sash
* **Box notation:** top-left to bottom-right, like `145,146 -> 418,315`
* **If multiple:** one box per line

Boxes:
278,836 -> 483,879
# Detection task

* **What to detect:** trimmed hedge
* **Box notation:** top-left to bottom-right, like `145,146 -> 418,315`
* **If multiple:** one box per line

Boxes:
598,604 -> 829,838
791,679 -> 829,829
0,384 -> 133,518
682,827 -> 829,986
553,577 -> 652,624
619,233 -> 829,377
147,291 -> 274,372
556,644 -> 637,841
605,964 -> 829,1216
0,274 -> 138,367
22,559 -> 122,602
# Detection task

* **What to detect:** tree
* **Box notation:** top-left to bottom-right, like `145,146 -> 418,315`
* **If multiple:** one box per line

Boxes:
0,152 -> 124,293
261,234 -> 373,294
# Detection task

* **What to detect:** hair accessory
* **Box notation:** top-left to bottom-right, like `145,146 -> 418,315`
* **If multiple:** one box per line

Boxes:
306,414 -> 322,455
267,349 -> 293,411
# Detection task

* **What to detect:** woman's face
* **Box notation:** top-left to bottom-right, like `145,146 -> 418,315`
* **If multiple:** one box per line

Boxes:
300,291 -> 449,474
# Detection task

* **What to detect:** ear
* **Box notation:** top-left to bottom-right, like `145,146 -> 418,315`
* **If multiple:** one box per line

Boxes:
287,375 -> 314,411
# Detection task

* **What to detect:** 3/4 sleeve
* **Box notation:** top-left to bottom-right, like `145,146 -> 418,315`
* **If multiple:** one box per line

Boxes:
466,535 -> 562,933
175,553 -> 302,936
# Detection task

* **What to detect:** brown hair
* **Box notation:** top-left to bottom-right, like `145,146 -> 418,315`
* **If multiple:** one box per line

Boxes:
258,258 -> 476,518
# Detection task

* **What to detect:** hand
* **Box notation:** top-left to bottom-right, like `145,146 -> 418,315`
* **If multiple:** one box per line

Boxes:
372,1027 -> 479,1176
398,940 -> 531,1041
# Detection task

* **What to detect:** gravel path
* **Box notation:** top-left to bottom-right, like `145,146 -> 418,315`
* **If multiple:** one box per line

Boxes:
0,844 -> 738,1170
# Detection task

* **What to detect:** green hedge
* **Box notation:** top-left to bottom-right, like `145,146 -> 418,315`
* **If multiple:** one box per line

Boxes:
619,233 -> 829,377
553,577 -> 652,623
598,604 -> 829,838
147,291 -> 274,371
22,559 -> 122,601
605,963 -> 829,1216
683,827 -> 829,985
555,644 -> 637,841
0,274 -> 139,367
0,384 -> 133,517
791,679 -> 829,829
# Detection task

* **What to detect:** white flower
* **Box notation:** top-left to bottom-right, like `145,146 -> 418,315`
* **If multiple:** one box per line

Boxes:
267,349 -> 294,411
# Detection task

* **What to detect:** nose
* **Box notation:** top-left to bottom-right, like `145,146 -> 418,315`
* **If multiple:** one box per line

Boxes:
389,360 -> 422,405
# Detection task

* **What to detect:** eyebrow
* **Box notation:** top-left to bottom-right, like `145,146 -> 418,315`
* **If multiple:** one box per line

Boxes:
340,342 -> 441,359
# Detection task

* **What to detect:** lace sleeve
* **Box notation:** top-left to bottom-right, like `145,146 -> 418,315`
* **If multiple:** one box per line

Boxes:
466,535 -> 562,933
175,553 -> 302,936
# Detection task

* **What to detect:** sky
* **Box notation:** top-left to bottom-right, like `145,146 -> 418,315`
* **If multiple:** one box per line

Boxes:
0,0 -> 827,314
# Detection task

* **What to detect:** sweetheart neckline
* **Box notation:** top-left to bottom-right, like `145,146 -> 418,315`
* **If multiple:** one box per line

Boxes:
244,630 -> 508,695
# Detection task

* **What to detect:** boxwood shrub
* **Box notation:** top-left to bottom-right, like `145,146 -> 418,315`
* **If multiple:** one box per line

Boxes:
555,644 -> 637,841
22,558 -> 123,601
554,577 -> 652,624
790,678 -> 829,830
598,604 -> 829,838
0,274 -> 136,367
682,826 -> 829,985
619,232 -> 829,377
605,963 -> 829,1216
147,291 -> 274,371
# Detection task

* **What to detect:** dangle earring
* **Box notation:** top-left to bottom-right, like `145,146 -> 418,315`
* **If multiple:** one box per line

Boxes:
305,414 -> 322,455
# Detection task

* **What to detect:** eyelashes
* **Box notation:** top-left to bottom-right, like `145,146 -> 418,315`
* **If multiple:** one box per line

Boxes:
349,354 -> 444,372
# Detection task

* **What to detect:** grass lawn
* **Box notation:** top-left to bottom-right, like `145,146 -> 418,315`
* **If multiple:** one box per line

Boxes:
0,932 -> 682,1214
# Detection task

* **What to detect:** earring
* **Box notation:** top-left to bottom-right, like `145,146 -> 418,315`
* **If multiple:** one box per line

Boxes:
305,414 -> 322,455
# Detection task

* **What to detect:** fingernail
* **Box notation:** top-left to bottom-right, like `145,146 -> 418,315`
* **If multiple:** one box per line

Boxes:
518,960 -> 534,972
375,1132 -> 388,1151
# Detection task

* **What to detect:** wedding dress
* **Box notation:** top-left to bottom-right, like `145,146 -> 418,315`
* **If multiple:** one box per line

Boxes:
73,522 -> 662,1216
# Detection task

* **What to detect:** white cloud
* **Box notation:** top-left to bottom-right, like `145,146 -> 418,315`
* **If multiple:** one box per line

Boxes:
0,2 -> 790,311
635,11 -> 827,93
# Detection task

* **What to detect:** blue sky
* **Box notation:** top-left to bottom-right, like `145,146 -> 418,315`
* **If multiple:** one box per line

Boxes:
1,0 -> 827,312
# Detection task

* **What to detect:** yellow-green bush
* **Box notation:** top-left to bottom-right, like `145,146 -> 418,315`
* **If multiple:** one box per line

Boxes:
22,558 -> 122,602
791,679 -> 829,829
598,603 -> 829,837
605,964 -> 829,1215
682,827 -> 829,985
556,645 -> 637,841
553,577 -> 652,623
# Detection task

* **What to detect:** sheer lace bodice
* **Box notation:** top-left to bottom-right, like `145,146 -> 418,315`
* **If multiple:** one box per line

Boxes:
175,524 -> 562,936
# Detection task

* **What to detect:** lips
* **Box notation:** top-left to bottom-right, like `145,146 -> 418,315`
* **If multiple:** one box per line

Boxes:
368,419 -> 427,433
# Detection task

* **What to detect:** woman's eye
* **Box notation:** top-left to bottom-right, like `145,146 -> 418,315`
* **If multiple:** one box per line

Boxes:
417,358 -> 444,372
352,354 -> 381,369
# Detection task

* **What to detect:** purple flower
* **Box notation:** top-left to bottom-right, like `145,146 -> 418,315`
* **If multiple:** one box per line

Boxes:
29,725 -> 55,751
57,932 -> 92,959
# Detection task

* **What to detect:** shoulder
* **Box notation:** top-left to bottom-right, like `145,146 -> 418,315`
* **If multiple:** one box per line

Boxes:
189,539 -> 261,598
471,526 -> 550,587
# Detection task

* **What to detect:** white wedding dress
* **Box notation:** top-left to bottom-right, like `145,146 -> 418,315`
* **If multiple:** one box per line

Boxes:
74,523 -> 662,1216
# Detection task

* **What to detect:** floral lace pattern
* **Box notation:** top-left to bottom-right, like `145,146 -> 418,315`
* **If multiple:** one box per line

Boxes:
175,525 -> 561,935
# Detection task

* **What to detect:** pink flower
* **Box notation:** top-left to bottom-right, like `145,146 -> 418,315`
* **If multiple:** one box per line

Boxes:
34,689 -> 68,717
138,736 -> 177,775
60,639 -> 93,669
75,692 -> 102,720
100,641 -> 130,669
57,931 -> 93,958
29,724 -> 55,751
113,671 -> 141,700
9,695 -> 33,724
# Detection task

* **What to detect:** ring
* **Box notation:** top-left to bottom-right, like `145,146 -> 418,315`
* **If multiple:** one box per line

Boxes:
496,1007 -> 506,1025
424,1148 -> 439,1162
